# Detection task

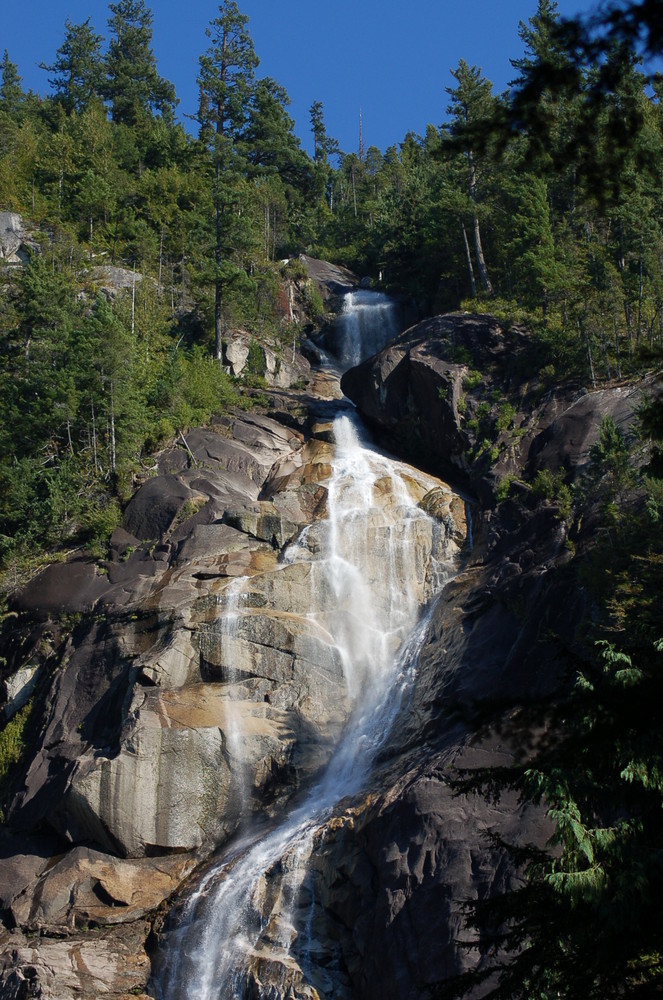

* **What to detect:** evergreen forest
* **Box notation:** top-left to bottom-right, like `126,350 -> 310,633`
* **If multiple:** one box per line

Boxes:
2,1 -> 663,996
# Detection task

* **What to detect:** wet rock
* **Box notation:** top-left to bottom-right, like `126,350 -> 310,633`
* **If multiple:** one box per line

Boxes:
221,501 -> 300,548
5,305 -> 637,1000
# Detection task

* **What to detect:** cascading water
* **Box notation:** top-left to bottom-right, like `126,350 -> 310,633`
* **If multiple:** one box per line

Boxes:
155,297 -> 461,1000
329,289 -> 403,368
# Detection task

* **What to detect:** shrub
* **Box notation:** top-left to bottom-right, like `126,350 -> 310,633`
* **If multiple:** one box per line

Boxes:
0,700 -> 32,820
532,469 -> 572,519
496,402 -> 517,433
496,473 -> 517,503
463,369 -> 482,390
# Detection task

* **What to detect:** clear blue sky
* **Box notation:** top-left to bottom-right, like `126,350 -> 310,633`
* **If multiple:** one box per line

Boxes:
2,0 -> 600,155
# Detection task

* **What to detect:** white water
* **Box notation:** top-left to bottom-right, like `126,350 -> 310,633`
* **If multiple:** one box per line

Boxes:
331,289 -> 402,367
217,577 -> 250,813
157,413 -> 456,1000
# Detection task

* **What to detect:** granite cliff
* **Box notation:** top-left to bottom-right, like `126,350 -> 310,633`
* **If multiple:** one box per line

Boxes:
0,277 -> 652,998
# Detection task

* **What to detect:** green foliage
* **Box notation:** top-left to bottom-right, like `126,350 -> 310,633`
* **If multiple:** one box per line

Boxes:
639,395 -> 663,477
40,18 -> 104,114
104,0 -> 177,126
462,368 -> 482,390
245,338 -> 266,377
302,280 -> 325,321
0,50 -> 25,119
0,700 -> 33,819
495,401 -> 517,433
496,473 -> 518,503
531,469 -> 572,519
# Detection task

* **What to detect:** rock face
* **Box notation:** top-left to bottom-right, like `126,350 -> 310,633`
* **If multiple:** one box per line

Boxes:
223,328 -> 312,389
0,212 -> 39,265
341,312 -> 648,502
299,254 -> 358,302
0,305 -> 653,1000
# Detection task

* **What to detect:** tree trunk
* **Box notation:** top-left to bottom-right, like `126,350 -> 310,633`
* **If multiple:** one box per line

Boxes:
91,394 -> 98,473
215,155 -> 223,361
579,319 -> 596,389
109,382 -> 116,473
468,151 -> 492,295
613,315 -> 622,381
461,223 -> 477,298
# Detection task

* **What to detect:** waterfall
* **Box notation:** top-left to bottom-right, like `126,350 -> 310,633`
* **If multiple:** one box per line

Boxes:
156,410 -> 458,1000
154,277 -> 461,998
330,289 -> 402,368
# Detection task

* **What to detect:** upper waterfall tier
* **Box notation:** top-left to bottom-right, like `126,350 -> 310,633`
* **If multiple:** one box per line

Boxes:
328,290 -> 405,370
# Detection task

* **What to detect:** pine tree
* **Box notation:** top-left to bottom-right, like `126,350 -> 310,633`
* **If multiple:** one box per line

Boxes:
103,0 -> 177,126
197,1 -> 259,359
504,172 -> 559,310
309,100 -> 339,165
196,1 -> 258,144
0,50 -> 25,119
40,18 -> 104,115
445,60 -> 495,295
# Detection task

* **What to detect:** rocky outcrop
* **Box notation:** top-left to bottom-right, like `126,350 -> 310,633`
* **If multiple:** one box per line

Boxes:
88,264 -> 144,299
299,254 -> 358,302
0,212 -> 39,265
341,312 -> 648,503
0,923 -> 152,1000
223,328 -> 312,389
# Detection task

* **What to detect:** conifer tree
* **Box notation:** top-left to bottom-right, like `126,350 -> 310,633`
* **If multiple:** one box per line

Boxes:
197,1 -> 258,358
0,50 -> 25,119
104,0 -> 177,126
309,100 -> 339,165
445,60 -> 495,295
40,19 -> 105,115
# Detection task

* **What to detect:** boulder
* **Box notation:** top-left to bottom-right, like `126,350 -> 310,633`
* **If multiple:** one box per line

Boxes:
9,847 -> 196,931
299,254 -> 358,302
0,212 -> 39,265
122,475 -> 202,540
0,923 -> 152,999
88,264 -> 144,299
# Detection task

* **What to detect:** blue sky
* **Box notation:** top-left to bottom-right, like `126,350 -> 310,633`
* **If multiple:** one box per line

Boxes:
3,1 -> 600,155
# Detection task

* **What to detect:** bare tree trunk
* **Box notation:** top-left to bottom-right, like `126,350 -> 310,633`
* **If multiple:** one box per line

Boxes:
214,153 -> 224,361
599,317 -> 612,380
461,223 -> 477,298
579,319 -> 596,389
91,394 -> 98,473
637,247 -> 643,346
110,382 -> 116,474
468,151 -> 492,295
131,263 -> 136,339
613,315 -> 622,380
